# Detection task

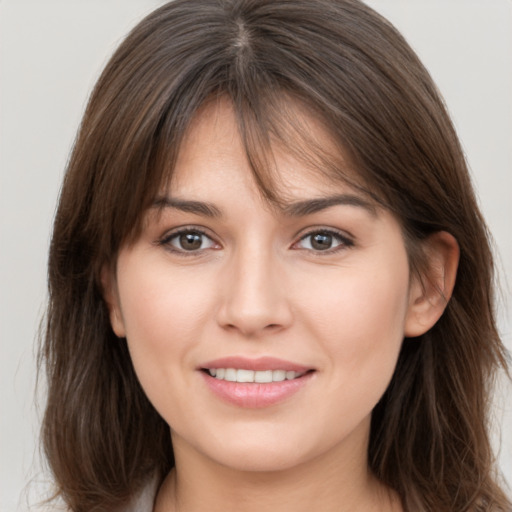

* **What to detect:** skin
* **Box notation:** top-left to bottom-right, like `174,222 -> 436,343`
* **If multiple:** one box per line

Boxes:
105,99 -> 459,512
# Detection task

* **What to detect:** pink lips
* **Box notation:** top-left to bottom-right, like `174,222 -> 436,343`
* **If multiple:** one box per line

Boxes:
200,356 -> 314,408
201,356 -> 310,372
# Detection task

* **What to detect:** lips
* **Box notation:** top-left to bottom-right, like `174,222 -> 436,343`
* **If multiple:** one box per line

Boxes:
201,356 -> 310,372
199,356 -> 314,408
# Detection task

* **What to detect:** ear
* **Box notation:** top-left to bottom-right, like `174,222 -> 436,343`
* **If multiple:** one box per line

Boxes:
404,231 -> 459,338
100,264 -> 126,338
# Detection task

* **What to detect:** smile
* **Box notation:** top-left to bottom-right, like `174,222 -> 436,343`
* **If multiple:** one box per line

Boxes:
200,357 -> 315,408
207,368 -> 305,383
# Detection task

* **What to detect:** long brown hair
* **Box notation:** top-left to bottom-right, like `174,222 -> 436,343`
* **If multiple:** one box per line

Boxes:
41,0 -> 511,510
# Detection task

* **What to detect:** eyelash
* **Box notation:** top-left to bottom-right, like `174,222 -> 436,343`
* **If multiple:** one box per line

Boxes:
157,227 -> 354,256
157,226 -> 219,256
293,228 -> 354,254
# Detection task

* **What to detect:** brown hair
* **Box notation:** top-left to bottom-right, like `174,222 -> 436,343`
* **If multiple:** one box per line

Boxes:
41,0 -> 511,510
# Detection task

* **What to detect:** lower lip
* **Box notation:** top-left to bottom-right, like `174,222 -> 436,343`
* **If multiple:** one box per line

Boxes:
201,371 -> 314,408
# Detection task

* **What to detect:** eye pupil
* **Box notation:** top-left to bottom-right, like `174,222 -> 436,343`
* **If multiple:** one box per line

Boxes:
311,233 -> 332,250
179,232 -> 202,250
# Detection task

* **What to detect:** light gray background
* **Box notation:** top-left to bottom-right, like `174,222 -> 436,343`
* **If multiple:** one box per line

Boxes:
1,1 -> 510,510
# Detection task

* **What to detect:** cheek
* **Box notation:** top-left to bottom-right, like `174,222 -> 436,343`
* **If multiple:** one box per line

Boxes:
304,263 -> 408,335
294,259 -> 410,435
298,256 -> 410,385
114,254 -> 216,384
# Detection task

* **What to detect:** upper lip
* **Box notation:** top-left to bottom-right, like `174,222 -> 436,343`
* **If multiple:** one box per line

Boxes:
200,356 -> 312,373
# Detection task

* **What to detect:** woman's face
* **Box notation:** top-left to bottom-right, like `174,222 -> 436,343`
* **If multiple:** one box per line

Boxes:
107,99 -> 426,473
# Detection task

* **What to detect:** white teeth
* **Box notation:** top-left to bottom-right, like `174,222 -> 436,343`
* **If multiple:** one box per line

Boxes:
237,369 -> 255,382
273,370 -> 286,382
208,368 -> 303,383
225,368 -> 237,381
254,370 -> 273,383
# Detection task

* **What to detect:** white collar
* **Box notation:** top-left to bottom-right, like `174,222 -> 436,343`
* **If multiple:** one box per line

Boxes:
120,475 -> 159,512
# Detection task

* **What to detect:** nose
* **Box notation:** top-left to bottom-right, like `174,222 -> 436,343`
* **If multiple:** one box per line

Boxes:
216,245 -> 293,338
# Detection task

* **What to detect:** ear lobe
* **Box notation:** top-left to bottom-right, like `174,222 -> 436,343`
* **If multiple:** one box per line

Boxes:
100,265 -> 126,338
404,231 -> 459,338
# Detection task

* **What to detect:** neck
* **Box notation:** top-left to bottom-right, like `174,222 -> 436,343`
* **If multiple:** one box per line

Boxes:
154,421 -> 402,512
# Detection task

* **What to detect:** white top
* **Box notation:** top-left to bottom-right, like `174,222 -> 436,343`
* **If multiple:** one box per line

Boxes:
119,477 -> 159,512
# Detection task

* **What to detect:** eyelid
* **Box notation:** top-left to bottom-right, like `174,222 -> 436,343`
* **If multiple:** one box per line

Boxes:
157,225 -> 221,254
291,227 -> 355,253
155,224 -> 354,256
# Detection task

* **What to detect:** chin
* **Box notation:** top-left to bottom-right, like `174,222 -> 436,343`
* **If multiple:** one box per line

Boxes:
215,449 -> 305,473
202,430 -> 324,474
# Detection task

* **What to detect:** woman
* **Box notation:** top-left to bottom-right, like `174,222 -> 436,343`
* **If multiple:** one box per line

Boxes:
40,0 -> 511,510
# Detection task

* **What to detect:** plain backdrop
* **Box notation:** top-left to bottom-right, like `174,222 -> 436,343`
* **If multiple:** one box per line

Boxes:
1,1 -> 511,510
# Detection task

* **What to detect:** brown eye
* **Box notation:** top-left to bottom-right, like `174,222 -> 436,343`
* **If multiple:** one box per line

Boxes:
162,229 -> 217,253
179,232 -> 203,250
294,230 -> 353,252
310,233 -> 333,250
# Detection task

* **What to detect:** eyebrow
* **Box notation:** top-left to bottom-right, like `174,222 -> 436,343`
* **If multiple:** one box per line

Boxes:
152,197 -> 222,217
281,194 -> 377,217
151,193 -> 376,218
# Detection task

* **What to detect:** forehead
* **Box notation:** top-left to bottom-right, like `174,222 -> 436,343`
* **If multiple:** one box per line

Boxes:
167,96 -> 371,206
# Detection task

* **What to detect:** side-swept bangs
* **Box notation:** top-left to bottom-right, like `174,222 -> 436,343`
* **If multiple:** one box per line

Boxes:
61,0 -> 467,272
